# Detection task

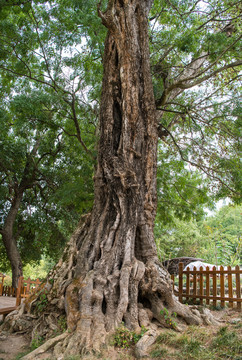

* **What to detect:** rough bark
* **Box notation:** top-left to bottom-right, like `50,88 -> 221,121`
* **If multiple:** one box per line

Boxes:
2,0 -> 219,357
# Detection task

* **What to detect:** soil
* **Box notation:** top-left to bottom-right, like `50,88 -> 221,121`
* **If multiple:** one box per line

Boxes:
0,308 -> 240,360
0,333 -> 29,360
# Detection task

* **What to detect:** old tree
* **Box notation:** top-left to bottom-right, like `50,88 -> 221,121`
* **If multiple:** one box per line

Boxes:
1,0 -> 241,358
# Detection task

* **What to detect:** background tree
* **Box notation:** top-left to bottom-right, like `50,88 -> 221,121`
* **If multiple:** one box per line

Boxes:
155,204 -> 242,266
155,217 -> 205,261
151,0 -> 241,202
0,87 -> 94,286
201,204 -> 242,265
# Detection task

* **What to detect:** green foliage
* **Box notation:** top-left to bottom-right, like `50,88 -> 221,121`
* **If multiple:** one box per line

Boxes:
155,217 -> 206,261
156,204 -> 241,265
201,204 -> 242,265
0,80 -> 95,270
150,0 -> 241,204
58,315 -> 67,333
160,308 -> 177,329
156,331 -> 176,344
112,324 -> 147,348
35,291 -> 48,313
174,335 -> 202,355
23,256 -> 55,280
156,147 -> 214,226
30,335 -> 45,350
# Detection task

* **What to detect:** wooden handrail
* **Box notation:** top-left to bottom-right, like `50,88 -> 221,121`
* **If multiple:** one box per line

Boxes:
0,276 -> 41,318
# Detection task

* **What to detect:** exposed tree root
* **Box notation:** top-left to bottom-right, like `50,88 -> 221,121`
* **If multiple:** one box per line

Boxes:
1,242 -> 220,359
21,332 -> 68,360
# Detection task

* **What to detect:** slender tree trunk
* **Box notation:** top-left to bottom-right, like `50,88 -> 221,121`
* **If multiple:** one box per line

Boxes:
2,0 -> 218,356
1,232 -> 23,289
1,144 -> 39,287
1,192 -> 23,288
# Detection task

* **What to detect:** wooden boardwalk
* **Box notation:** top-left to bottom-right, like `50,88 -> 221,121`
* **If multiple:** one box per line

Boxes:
0,297 -> 17,321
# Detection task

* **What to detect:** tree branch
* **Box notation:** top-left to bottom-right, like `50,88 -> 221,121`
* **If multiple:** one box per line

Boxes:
158,125 -> 240,196
168,60 -> 242,91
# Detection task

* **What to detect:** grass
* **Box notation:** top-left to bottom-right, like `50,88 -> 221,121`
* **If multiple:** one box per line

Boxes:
211,326 -> 242,359
13,351 -> 31,360
150,321 -> 242,360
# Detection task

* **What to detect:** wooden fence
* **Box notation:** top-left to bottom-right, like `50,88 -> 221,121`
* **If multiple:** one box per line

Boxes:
0,276 -> 41,317
0,277 -> 41,299
0,273 -> 5,296
174,263 -> 241,309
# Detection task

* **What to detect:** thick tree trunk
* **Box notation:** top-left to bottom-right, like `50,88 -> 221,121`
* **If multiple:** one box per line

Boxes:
1,192 -> 23,288
61,0 -> 161,348
2,0 -> 218,357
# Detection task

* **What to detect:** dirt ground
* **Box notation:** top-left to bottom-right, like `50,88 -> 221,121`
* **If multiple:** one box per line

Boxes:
0,332 -> 29,360
0,307 -> 241,360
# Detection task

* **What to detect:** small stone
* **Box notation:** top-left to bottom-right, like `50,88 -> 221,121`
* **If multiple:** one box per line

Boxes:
135,329 -> 157,358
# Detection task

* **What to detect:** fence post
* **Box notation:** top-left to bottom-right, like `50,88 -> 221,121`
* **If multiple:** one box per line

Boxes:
219,266 -> 225,308
186,266 -> 190,302
206,266 -> 210,305
0,274 -> 4,296
26,277 -> 31,294
179,263 -> 183,303
199,266 -> 204,305
193,266 -> 197,304
235,265 -> 241,310
212,266 -> 217,308
35,278 -> 41,288
228,265 -> 233,308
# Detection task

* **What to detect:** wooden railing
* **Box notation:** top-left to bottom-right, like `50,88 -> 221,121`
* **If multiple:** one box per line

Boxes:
18,277 -> 41,298
176,263 -> 241,309
0,273 -> 6,296
0,277 -> 41,302
0,276 -> 41,318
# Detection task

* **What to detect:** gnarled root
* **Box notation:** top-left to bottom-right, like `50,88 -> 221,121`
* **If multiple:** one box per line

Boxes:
50,259 -> 219,359
139,260 -> 220,329
1,258 -> 220,359
0,232 -> 219,359
21,332 -> 68,360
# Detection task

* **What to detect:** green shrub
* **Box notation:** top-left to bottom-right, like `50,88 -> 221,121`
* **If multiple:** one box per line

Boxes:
112,324 -> 147,348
